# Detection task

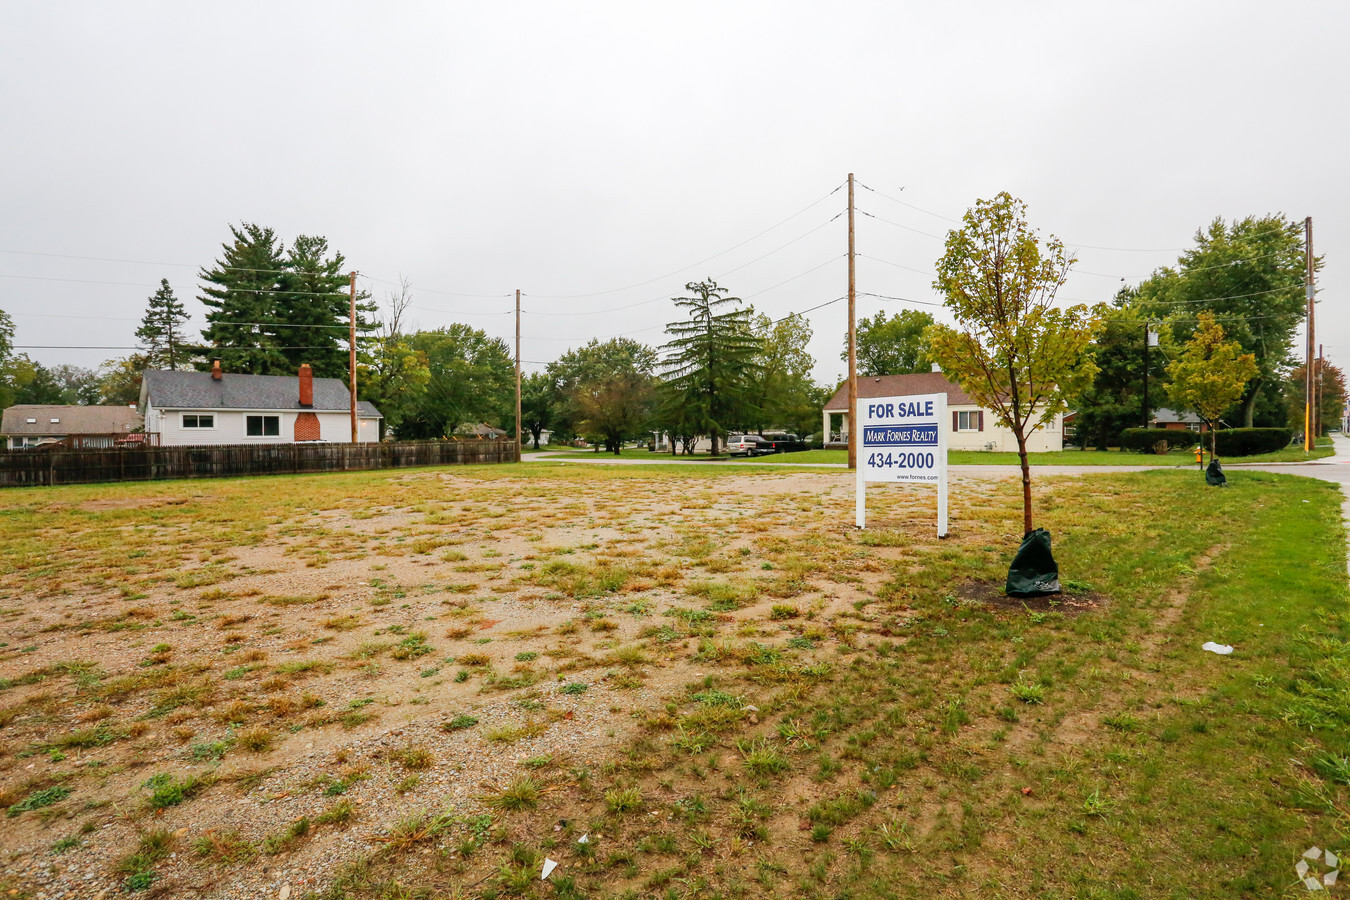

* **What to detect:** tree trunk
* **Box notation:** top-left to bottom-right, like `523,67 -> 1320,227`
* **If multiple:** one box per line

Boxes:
1016,431 -> 1033,535
1240,377 -> 1260,428
1210,426 -> 1217,462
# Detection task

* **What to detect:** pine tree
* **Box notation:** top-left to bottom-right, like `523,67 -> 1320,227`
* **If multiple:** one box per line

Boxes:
659,280 -> 761,455
196,225 -> 377,378
136,279 -> 191,370
279,235 -> 378,379
197,223 -> 289,374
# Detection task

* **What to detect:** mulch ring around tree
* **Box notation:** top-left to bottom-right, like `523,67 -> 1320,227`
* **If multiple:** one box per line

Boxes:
956,580 -> 1110,615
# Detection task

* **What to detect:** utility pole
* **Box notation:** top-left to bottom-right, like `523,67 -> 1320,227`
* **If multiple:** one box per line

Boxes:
515,289 -> 522,463
1305,217 -> 1315,452
1142,321 -> 1150,429
349,271 -> 358,444
847,172 -> 857,470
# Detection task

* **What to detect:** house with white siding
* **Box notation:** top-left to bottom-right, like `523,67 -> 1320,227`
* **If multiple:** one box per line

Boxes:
821,369 -> 1063,452
140,361 -> 382,446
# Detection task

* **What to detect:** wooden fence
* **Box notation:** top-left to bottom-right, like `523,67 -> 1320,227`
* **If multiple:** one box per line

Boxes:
0,440 -> 516,488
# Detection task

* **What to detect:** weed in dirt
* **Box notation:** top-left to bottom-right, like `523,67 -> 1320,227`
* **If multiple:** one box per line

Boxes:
484,775 -> 543,811
261,817 -> 310,854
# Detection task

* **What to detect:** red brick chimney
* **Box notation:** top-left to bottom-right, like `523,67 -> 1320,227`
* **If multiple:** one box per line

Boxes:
298,363 -> 313,407
211,360 -> 222,381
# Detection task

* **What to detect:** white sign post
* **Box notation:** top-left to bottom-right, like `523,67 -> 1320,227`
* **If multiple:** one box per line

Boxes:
855,392 -> 948,536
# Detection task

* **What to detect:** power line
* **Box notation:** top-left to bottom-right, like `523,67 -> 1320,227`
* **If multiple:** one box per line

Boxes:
855,179 -> 1195,252
772,296 -> 846,324
857,292 -> 942,307
856,208 -> 946,240
0,248 -> 352,279
857,253 -> 935,277
525,183 -> 845,299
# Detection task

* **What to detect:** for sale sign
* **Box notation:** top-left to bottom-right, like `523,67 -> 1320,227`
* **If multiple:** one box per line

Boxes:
855,392 -> 947,535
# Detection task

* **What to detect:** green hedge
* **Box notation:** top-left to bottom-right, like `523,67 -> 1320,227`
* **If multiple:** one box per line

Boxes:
1119,428 -> 1201,453
1213,428 -> 1294,456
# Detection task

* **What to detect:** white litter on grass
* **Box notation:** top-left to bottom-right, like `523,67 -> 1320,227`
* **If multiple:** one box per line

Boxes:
541,858 -> 558,880
1202,642 -> 1234,655
1298,846 -> 1341,890
577,833 -> 590,844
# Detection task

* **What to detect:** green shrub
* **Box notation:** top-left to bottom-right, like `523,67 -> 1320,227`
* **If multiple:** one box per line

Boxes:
1213,427 -> 1293,456
1119,428 -> 1200,453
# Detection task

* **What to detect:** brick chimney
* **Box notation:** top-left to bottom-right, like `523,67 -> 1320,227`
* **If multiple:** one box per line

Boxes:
211,360 -> 222,380
298,363 -> 313,407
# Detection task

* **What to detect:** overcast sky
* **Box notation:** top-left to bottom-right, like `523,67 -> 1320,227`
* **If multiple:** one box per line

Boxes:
2,1 -> 1345,388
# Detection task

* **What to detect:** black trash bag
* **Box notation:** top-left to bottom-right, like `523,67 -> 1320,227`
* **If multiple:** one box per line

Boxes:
1006,527 -> 1061,597
1205,458 -> 1227,487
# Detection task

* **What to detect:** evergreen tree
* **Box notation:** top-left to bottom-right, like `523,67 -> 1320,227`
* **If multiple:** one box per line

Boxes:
197,223 -> 289,374
660,280 -> 761,455
196,224 -> 377,378
136,279 -> 191,370
280,235 -> 378,379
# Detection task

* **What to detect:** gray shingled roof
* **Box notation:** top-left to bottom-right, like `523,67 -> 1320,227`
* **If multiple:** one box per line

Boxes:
823,372 -> 974,411
141,370 -> 382,417
1,405 -> 143,436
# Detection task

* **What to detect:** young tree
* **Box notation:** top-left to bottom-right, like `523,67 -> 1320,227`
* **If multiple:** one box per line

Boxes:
660,280 -> 761,455
1286,362 -> 1346,438
844,309 -> 935,376
927,192 -> 1101,534
136,279 -> 191,370
1135,215 -> 1311,426
1166,313 -> 1259,461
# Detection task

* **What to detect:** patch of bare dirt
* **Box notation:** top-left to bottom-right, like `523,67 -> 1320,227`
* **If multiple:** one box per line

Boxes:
956,580 -> 1109,614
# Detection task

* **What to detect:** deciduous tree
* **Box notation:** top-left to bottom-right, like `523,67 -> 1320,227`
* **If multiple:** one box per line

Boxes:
1135,215 -> 1311,426
751,312 -> 819,436
1286,362 -> 1346,439
927,192 -> 1101,534
1166,313 -> 1258,461
520,372 -> 556,450
397,326 -> 513,440
845,309 -> 935,376
548,338 -> 657,454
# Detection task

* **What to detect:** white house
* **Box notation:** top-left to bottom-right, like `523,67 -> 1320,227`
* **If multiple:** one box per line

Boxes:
822,370 -> 1063,453
140,362 -> 382,446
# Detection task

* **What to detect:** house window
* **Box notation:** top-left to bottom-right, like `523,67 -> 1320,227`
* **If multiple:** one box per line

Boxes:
246,415 -> 280,437
956,411 -> 983,431
182,414 -> 214,428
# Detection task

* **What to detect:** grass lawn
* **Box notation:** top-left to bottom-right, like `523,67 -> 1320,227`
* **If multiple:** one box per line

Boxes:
746,440 -> 1335,467
0,463 -> 1346,898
